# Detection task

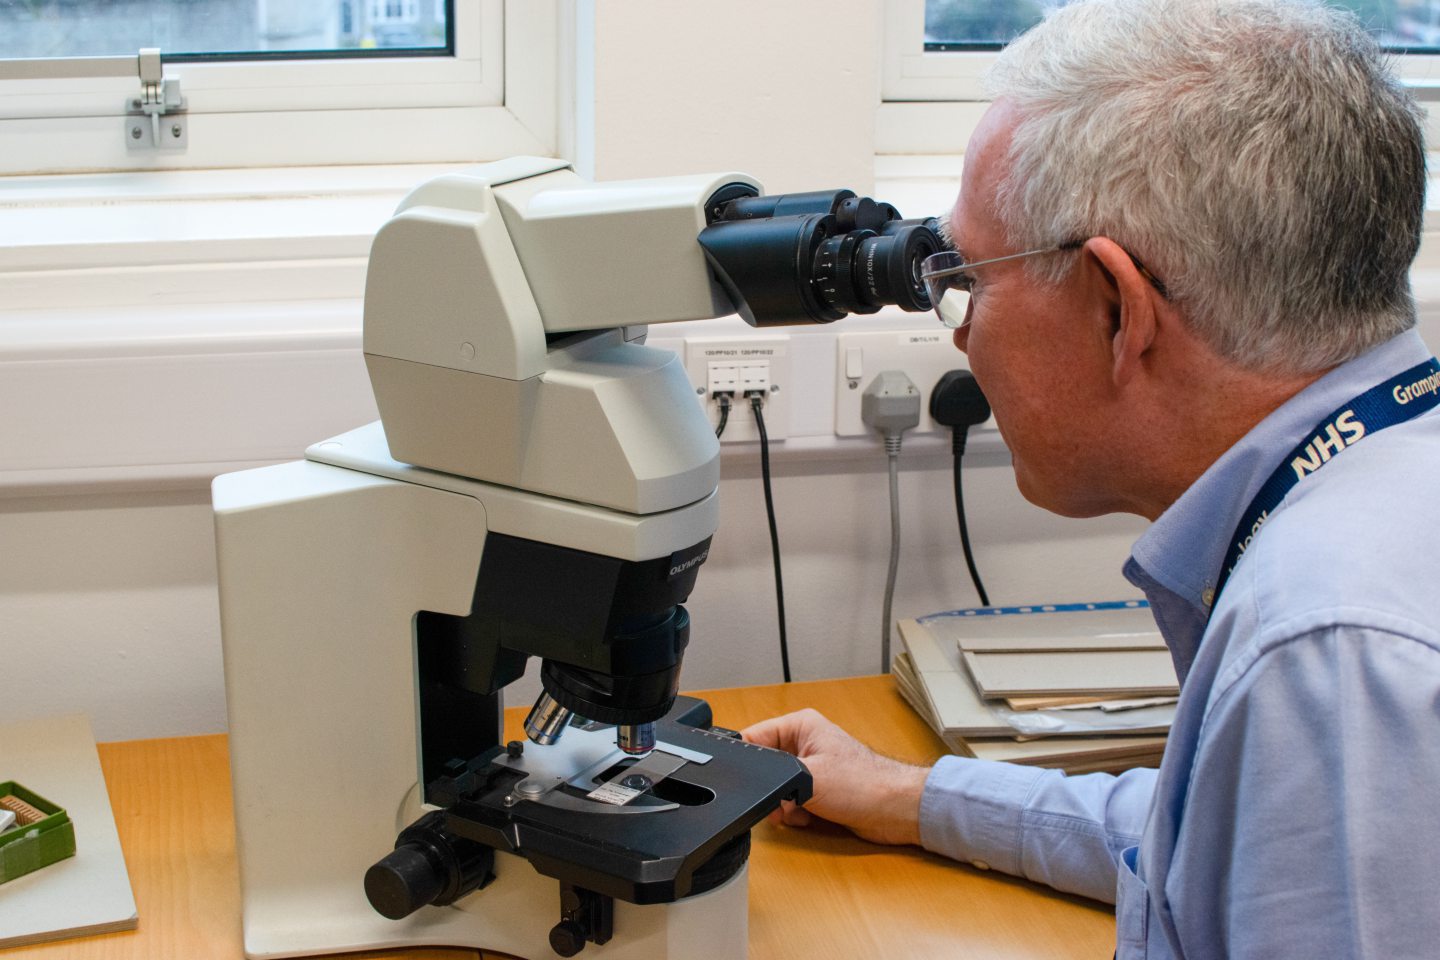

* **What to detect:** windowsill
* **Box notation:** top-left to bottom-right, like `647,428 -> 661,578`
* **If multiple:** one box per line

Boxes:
0,164 -> 470,204
0,163 -> 479,310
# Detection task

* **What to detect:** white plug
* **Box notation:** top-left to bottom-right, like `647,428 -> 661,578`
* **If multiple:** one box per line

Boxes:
861,370 -> 922,451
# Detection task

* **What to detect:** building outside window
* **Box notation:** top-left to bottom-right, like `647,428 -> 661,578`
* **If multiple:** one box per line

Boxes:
924,0 -> 1440,50
0,0 -> 448,58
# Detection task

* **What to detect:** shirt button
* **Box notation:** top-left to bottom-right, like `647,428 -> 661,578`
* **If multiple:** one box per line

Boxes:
971,859 -> 991,871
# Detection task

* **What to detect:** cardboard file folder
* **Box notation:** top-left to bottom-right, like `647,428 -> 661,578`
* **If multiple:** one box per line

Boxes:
892,609 -> 1172,775
960,649 -> 1179,699
958,632 -> 1167,653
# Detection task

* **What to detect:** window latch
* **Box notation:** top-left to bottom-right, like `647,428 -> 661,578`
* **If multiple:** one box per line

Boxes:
125,48 -> 187,151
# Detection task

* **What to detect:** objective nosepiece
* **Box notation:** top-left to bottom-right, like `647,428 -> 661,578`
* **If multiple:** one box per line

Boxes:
616,722 -> 656,755
524,692 -> 575,746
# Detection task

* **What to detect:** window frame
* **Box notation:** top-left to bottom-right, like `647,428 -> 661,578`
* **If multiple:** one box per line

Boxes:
0,0 -> 557,174
882,0 -> 996,104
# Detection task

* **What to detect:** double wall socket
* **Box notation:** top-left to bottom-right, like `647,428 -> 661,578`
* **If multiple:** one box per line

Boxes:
683,336 -> 789,443
834,329 -> 991,437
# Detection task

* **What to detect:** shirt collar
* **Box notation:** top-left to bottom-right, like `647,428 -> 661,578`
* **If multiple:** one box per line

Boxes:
1126,328 -> 1434,633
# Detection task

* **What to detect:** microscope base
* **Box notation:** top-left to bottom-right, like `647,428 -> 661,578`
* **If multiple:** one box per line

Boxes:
239,852 -> 749,960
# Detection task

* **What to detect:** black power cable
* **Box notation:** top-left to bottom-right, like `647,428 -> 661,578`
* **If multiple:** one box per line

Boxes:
749,393 -> 791,682
930,370 -> 992,607
714,392 -> 732,438
950,436 -> 990,607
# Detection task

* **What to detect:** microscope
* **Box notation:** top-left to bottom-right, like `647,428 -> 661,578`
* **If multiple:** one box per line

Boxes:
213,157 -> 941,959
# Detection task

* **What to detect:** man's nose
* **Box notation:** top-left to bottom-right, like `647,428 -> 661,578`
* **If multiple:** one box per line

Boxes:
952,326 -> 971,354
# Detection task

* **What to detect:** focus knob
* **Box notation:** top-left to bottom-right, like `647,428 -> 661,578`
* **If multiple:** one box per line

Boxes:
548,919 -> 588,957
365,843 -> 445,920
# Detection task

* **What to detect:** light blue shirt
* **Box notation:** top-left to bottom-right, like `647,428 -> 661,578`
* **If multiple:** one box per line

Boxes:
918,329 -> 1440,959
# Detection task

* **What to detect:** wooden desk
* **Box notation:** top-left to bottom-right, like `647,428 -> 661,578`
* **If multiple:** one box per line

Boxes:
6,676 -> 1114,960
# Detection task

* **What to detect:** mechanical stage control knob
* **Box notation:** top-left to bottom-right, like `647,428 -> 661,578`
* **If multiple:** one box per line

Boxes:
365,844 -> 446,920
548,919 -> 589,957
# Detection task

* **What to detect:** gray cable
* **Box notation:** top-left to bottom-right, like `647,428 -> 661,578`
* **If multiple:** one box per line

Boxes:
882,435 -> 902,673
862,370 -> 920,676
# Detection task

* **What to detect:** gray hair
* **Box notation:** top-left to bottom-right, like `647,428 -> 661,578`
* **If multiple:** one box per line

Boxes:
985,0 -> 1425,374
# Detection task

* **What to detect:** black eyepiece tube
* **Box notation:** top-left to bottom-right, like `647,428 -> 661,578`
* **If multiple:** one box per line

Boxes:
698,187 -> 943,326
698,214 -> 845,325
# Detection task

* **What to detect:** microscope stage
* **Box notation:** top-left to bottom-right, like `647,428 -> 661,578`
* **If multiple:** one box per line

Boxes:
436,697 -> 810,905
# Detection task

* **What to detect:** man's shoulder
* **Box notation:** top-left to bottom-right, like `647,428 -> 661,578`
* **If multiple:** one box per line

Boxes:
1239,411 -> 1440,641
1267,408 -> 1440,536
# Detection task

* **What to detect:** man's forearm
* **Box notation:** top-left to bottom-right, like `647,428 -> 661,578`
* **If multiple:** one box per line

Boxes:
919,758 -> 1157,904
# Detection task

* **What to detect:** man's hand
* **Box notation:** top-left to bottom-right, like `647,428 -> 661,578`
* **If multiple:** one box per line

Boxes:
741,708 -> 930,847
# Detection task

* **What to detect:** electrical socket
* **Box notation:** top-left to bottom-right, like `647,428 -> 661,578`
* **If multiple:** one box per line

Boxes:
684,336 -> 790,443
834,330 -> 993,437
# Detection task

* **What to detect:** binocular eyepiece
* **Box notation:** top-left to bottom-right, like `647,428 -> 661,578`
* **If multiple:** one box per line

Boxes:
698,185 -> 943,326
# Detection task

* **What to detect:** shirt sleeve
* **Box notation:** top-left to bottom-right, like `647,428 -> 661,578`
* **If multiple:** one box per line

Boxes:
917,753 -> 1157,904
1168,626 -> 1440,960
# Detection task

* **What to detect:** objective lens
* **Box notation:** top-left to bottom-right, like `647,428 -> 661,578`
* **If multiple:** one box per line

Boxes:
524,692 -> 575,746
617,723 -> 656,755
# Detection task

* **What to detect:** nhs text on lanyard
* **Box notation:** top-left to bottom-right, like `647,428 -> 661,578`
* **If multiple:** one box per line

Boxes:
1213,358 -> 1440,609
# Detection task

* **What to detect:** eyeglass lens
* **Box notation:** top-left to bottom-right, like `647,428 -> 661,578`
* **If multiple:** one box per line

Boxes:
921,251 -> 973,329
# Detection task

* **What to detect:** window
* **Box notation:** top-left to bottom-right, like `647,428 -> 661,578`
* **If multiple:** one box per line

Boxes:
0,0 -> 448,58
0,0 -> 559,174
881,0 -> 1440,153
922,0 -> 1057,49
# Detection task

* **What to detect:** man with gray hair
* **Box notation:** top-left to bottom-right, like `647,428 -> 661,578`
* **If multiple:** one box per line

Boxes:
745,1 -> 1440,956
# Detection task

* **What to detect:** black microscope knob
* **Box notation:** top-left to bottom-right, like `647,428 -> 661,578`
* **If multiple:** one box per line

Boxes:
364,843 -> 445,920
549,919 -> 589,957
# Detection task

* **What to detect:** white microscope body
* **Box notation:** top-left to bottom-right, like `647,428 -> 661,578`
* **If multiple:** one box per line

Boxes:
214,157 -> 940,959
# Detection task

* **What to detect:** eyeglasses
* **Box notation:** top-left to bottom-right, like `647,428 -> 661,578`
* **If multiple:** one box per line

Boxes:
920,240 -> 1169,330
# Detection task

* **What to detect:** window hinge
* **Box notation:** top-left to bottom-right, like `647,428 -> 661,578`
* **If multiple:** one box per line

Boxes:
125,48 -> 187,151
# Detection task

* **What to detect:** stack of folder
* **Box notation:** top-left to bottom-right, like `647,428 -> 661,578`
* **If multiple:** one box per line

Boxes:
892,603 -> 1177,775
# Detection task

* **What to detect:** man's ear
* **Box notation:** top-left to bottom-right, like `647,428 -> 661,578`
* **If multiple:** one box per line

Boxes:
1084,237 -> 1160,389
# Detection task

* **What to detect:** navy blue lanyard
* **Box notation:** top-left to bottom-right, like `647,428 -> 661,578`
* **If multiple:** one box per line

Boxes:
1212,357 -> 1440,610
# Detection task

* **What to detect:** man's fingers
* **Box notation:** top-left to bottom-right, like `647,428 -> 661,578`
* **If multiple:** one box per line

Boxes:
742,708 -> 835,752
740,711 -> 810,753
762,799 -> 813,831
781,805 -> 813,828
739,716 -> 783,749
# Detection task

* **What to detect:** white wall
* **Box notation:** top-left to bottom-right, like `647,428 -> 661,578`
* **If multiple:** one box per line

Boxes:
0,492 -> 225,738
683,452 -> 1145,690
578,0 -> 880,193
